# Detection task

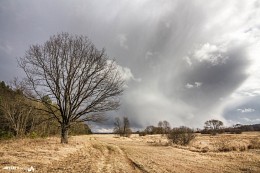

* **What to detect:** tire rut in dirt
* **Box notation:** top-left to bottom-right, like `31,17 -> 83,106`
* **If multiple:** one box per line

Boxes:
40,140 -> 142,173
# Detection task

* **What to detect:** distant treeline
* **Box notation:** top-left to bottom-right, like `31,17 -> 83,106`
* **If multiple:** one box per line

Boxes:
136,120 -> 260,136
0,81 -> 92,140
200,124 -> 260,134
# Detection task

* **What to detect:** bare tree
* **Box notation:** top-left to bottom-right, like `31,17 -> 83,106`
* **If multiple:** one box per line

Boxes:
1,96 -> 28,137
204,119 -> 223,135
123,117 -> 131,137
113,117 -> 131,137
145,125 -> 156,135
204,119 -> 223,130
162,120 -> 171,135
0,84 -> 37,137
167,126 -> 196,146
18,33 -> 124,143
113,117 -> 122,136
157,121 -> 163,134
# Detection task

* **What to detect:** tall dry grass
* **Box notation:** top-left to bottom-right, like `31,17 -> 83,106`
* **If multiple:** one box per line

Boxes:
190,132 -> 260,152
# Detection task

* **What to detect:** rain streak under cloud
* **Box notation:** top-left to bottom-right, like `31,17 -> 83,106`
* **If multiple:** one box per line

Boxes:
0,0 -> 260,132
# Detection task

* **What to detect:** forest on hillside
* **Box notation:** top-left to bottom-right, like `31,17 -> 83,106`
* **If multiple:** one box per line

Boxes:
0,81 -> 91,139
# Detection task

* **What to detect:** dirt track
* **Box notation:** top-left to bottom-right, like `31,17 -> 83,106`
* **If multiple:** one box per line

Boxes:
0,134 -> 260,173
38,137 -> 143,173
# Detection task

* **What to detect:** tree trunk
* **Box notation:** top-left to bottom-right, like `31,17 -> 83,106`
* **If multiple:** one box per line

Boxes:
61,124 -> 69,144
14,129 -> 19,138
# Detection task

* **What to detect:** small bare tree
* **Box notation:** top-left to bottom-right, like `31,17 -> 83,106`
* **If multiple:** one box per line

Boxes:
123,117 -> 131,136
0,80 -> 37,137
162,120 -> 171,135
0,95 -> 34,137
204,119 -> 223,135
167,126 -> 196,146
19,33 -> 124,143
113,117 -> 122,136
113,117 -> 131,137
205,119 -> 223,130
157,121 -> 163,134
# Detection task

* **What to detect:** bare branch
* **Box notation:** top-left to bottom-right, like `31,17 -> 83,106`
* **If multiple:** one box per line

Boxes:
18,33 -> 124,143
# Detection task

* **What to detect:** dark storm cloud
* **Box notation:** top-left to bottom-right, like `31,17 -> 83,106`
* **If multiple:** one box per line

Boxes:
0,0 -> 259,132
223,96 -> 260,124
179,44 -> 249,108
118,43 -> 251,129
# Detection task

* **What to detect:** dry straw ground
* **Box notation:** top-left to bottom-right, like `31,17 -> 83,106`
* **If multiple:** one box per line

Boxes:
0,132 -> 259,173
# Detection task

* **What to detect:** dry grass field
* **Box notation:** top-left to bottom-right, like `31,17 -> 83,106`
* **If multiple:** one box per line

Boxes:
0,132 -> 259,173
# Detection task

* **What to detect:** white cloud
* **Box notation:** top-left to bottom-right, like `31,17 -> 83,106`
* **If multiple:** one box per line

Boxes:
240,117 -> 260,123
117,34 -> 128,49
193,43 -> 228,65
116,64 -> 141,84
226,119 -> 242,126
95,128 -> 113,133
237,108 -> 255,113
183,56 -> 192,66
233,38 -> 260,97
185,83 -> 194,89
185,82 -> 202,89
195,82 -> 202,88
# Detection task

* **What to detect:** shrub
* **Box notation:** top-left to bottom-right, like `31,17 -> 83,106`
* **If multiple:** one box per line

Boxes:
0,130 -> 13,140
138,131 -> 147,136
123,129 -> 132,137
248,139 -> 260,149
214,138 -> 231,152
230,129 -> 242,134
167,126 -> 196,146
211,131 -> 217,136
69,123 -> 92,135
201,146 -> 209,153
28,131 -> 39,139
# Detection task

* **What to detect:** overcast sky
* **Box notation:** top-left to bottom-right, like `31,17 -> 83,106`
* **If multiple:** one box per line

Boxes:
1,0 -> 260,132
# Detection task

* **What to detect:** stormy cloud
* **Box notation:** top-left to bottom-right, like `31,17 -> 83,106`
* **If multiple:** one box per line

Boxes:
0,0 -> 260,132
